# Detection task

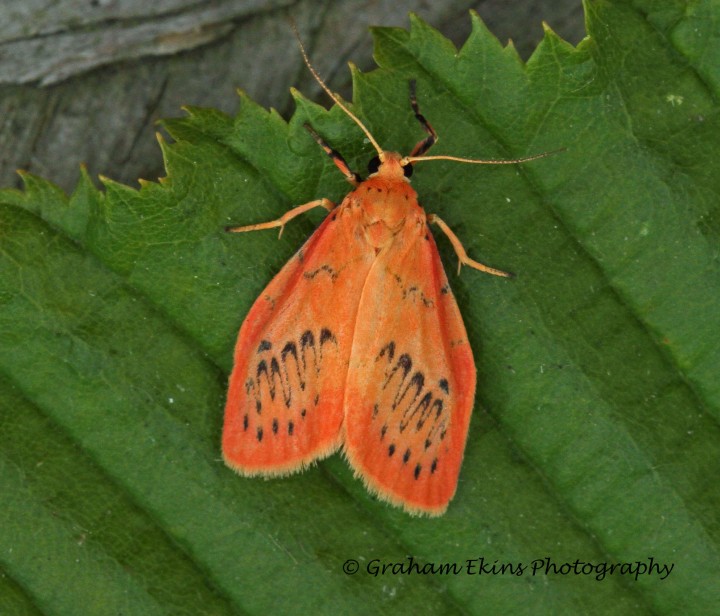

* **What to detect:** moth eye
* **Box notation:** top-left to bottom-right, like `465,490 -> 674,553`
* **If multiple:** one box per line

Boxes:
403,163 -> 414,178
367,155 -> 381,174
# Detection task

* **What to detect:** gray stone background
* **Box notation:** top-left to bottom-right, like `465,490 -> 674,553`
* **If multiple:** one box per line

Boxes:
0,0 -> 585,193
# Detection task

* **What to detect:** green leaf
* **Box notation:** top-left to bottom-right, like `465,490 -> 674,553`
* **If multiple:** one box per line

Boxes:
1,2 -> 719,614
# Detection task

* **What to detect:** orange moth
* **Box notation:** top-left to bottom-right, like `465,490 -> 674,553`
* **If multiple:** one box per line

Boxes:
222,33 -> 555,516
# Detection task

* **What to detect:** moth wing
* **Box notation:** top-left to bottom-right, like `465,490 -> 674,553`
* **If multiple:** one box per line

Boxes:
344,223 -> 476,515
223,204 -> 374,476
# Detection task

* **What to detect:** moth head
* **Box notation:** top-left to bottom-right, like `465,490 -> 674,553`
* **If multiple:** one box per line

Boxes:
367,152 -> 414,180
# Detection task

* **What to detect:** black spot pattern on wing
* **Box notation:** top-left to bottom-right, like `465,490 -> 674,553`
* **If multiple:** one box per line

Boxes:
303,264 -> 338,281
391,274 -> 435,307
374,341 -> 450,479
242,328 -> 337,439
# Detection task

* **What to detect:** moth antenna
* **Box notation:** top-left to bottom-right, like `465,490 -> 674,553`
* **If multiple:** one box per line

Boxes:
291,21 -> 384,159
402,148 -> 566,166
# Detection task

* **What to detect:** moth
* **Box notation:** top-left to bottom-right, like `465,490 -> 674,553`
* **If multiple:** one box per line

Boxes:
222,33 -> 555,515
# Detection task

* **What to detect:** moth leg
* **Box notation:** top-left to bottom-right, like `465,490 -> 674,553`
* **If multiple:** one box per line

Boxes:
226,198 -> 335,239
304,123 -> 362,186
408,80 -> 437,159
428,214 -> 513,278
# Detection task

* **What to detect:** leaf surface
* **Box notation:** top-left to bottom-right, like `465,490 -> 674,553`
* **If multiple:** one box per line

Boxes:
1,3 -> 718,614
